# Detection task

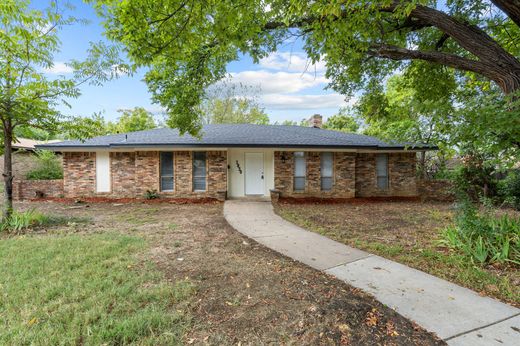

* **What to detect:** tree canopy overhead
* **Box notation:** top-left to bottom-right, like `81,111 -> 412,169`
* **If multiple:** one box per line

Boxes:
91,0 -> 520,134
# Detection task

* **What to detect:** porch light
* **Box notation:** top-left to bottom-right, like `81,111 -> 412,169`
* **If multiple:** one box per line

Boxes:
281,152 -> 287,163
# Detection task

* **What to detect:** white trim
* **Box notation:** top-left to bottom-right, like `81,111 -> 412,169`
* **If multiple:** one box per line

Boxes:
95,151 -> 111,193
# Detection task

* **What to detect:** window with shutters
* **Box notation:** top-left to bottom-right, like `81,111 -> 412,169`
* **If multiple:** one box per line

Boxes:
321,152 -> 333,191
160,152 -> 174,191
376,154 -> 389,189
293,152 -> 306,191
193,152 -> 207,191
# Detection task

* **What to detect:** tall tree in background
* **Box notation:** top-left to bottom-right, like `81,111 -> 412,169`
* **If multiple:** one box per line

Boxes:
323,108 -> 360,133
200,83 -> 269,125
109,107 -> 157,133
0,0 -> 123,219
357,71 -> 455,177
91,0 -> 520,134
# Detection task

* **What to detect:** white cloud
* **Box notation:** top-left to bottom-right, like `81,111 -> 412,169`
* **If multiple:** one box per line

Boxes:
259,52 -> 326,73
228,70 -> 328,94
44,62 -> 73,74
260,93 -> 348,110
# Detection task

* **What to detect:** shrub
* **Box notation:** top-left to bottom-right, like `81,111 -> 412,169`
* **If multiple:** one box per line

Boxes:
451,164 -> 498,201
498,170 -> 520,210
26,150 -> 63,180
0,210 -> 48,232
0,210 -> 90,233
440,201 -> 520,265
145,189 -> 159,199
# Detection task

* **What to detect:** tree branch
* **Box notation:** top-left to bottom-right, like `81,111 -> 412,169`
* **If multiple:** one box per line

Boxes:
435,33 -> 450,51
491,0 -> 520,28
367,44 -> 493,77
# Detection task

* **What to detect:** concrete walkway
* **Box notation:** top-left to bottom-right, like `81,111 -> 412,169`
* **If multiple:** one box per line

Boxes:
223,200 -> 520,345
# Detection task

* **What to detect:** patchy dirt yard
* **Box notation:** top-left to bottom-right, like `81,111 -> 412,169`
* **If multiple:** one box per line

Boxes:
275,201 -> 520,308
8,200 -> 444,345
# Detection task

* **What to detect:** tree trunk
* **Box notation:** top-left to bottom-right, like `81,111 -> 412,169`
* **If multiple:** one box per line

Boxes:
3,119 -> 14,221
420,151 -> 426,179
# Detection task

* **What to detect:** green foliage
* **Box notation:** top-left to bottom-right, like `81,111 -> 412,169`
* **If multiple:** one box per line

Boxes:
440,201 -> 520,265
145,189 -> 159,200
358,73 -> 452,146
0,1 -> 125,217
90,0 -> 520,135
0,209 -> 89,233
0,233 -> 192,344
26,150 -> 63,180
499,170 -> 520,210
323,108 -> 359,133
200,83 -> 269,125
109,107 -> 157,133
450,90 -> 520,167
0,210 -> 48,232
203,98 -> 269,125
14,126 -> 53,141
451,155 -> 500,201
0,1 -> 124,137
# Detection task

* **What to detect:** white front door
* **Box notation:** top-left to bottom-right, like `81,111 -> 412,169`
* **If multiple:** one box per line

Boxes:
245,152 -> 264,195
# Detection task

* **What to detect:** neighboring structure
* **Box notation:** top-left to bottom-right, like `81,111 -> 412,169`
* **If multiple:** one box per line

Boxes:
36,116 -> 436,201
0,138 -> 61,180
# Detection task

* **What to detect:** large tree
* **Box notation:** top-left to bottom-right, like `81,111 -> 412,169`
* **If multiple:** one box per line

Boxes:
323,108 -> 360,133
109,107 -> 157,133
91,0 -> 520,134
199,83 -> 269,125
0,0 -> 122,218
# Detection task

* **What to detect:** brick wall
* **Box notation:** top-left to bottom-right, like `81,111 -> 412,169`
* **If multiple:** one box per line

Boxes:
111,152 -> 136,197
13,179 -> 64,200
63,152 -> 96,198
274,151 -> 356,198
62,150 -> 227,200
418,179 -> 455,202
355,152 -> 417,197
274,151 -> 417,199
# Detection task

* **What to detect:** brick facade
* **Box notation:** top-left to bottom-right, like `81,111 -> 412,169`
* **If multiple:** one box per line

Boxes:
63,152 -> 96,198
62,151 -> 227,200
274,151 -> 417,199
355,152 -> 417,197
35,150 -> 418,201
13,179 -> 64,200
274,151 -> 356,198
418,179 -> 455,202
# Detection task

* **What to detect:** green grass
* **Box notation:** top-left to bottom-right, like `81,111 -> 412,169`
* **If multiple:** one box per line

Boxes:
0,233 -> 194,345
0,209 -> 91,232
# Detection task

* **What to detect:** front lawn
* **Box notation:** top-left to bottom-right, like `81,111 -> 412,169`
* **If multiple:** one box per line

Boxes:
0,233 -> 192,345
275,201 -> 520,307
0,201 -> 444,345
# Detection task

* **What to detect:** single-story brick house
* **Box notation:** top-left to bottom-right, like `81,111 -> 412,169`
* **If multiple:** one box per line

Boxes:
37,116 -> 435,201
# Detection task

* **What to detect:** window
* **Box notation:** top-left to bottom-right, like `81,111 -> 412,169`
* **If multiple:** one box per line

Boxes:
193,152 -> 207,191
321,152 -> 333,191
160,152 -> 174,191
376,154 -> 389,189
294,152 -> 306,191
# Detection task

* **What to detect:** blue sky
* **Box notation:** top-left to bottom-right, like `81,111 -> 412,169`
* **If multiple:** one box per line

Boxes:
47,1 -> 349,124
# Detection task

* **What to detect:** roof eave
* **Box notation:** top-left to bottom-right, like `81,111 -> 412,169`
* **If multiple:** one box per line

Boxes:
36,143 -> 438,151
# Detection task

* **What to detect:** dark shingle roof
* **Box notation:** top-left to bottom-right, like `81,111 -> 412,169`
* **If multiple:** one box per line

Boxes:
36,124 -> 436,150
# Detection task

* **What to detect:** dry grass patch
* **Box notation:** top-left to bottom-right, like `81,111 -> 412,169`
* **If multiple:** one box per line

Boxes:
4,201 -> 445,345
275,201 -> 520,307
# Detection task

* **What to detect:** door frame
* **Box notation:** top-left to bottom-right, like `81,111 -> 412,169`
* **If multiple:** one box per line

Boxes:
244,152 -> 265,195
